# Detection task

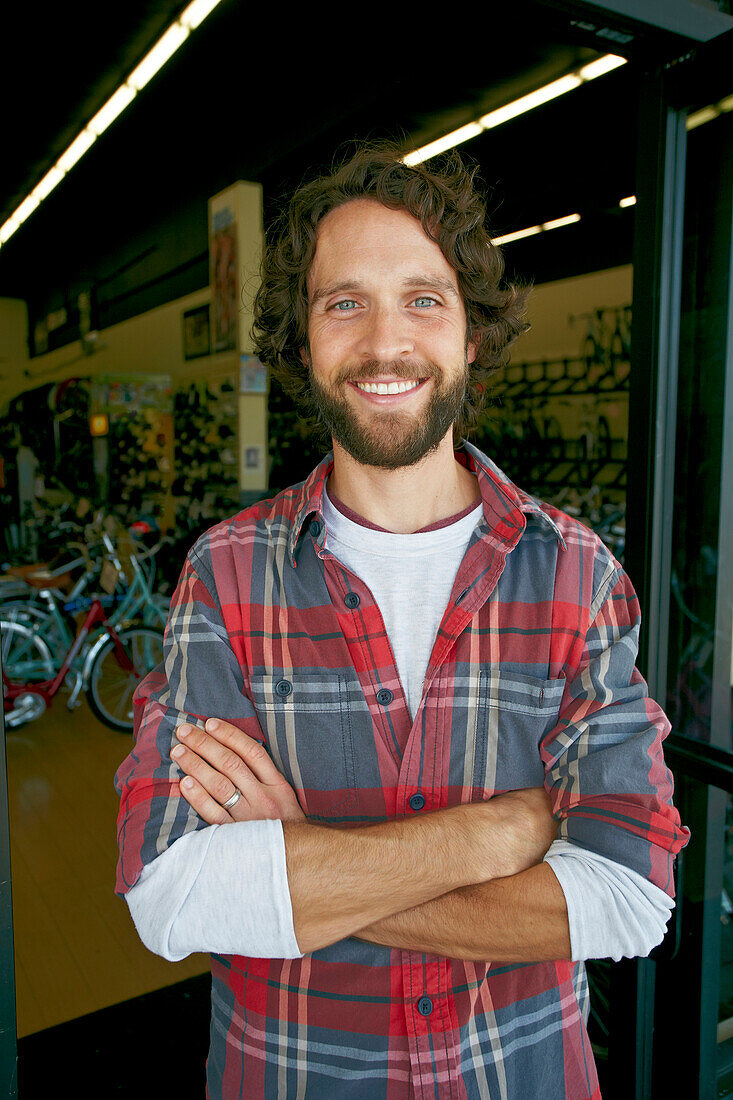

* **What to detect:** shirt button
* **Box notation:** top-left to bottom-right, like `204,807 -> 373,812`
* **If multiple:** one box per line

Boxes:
376,688 -> 393,706
344,592 -> 360,609
417,996 -> 433,1016
310,520 -> 321,537
275,679 -> 293,698
409,793 -> 426,811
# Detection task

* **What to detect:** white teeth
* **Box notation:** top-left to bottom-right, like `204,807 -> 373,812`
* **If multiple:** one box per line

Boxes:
355,380 -> 420,394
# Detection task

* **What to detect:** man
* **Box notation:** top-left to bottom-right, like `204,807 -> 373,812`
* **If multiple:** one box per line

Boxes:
115,145 -> 689,1099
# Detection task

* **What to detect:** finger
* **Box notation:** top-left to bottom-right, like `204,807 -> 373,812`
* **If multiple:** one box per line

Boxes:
172,741 -> 253,810
179,775 -> 233,825
176,724 -> 262,796
201,719 -> 284,785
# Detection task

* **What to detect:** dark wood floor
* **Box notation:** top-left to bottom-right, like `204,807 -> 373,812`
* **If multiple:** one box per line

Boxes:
6,691 -> 209,1037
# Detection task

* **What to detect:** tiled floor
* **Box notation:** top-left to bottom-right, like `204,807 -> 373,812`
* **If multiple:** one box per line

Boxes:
6,690 -> 209,1037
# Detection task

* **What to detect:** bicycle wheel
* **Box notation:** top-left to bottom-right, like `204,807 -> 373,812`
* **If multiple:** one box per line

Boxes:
0,618 -> 56,682
0,600 -> 72,669
86,626 -> 164,732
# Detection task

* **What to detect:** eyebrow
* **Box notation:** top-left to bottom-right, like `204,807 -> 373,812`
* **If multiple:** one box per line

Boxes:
309,274 -> 460,308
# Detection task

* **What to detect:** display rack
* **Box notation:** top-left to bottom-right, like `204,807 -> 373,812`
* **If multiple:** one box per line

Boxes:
476,313 -> 631,562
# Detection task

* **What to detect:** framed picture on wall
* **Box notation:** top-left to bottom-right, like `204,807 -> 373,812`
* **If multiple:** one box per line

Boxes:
182,304 -> 211,360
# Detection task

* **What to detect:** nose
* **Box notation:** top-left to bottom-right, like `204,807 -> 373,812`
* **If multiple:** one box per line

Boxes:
355,304 -> 415,363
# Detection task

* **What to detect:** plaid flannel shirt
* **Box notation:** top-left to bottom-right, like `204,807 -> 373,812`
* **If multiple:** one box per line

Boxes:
115,440 -> 689,1099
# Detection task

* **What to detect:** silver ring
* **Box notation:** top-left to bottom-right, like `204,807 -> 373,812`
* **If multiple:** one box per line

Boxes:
222,789 -> 241,810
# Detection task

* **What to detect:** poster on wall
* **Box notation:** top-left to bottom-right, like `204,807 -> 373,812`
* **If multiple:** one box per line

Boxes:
91,374 -> 173,417
239,354 -> 267,393
210,204 -> 238,353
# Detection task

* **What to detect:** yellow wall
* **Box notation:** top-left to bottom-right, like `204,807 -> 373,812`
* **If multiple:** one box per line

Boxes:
0,298 -> 31,410
0,287 -> 237,415
514,264 -> 632,363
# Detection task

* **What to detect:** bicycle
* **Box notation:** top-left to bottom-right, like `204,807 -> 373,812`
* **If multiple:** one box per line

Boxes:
2,595 -> 164,733
568,306 -> 632,392
0,519 -> 170,669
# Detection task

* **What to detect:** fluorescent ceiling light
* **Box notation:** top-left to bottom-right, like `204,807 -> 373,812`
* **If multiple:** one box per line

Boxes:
13,193 -> 40,223
480,74 -> 582,129
56,130 -> 97,173
542,213 -> 581,231
88,84 -> 137,136
403,123 -> 484,167
0,0 -> 225,251
0,218 -> 20,244
180,0 -> 223,29
578,55 -> 626,81
31,166 -> 66,203
687,105 -> 718,130
619,195 -> 637,208
404,54 -> 627,166
492,213 -> 580,246
493,225 -> 543,246
128,22 -> 190,91
686,92 -> 732,131
1,194 -> 40,241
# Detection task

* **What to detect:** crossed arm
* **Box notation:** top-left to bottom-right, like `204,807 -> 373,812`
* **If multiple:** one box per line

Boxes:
171,718 -> 570,961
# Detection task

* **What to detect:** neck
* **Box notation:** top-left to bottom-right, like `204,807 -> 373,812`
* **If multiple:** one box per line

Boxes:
327,433 -> 480,534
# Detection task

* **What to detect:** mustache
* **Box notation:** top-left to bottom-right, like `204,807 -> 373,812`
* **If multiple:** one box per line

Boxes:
335,359 -> 441,384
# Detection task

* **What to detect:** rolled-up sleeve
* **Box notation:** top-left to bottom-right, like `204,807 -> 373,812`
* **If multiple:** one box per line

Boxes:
115,539 -> 266,897
125,819 -> 302,960
541,557 -> 690,897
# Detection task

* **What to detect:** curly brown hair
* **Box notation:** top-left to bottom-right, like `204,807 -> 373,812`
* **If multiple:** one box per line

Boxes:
252,141 -> 531,442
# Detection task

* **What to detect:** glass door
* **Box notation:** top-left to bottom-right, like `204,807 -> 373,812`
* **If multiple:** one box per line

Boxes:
647,32 -> 733,1100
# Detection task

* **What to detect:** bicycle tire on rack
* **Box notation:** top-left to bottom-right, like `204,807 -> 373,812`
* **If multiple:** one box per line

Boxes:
86,626 -> 164,732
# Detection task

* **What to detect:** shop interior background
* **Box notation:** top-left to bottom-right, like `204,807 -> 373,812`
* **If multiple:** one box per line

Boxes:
0,2 -> 731,1097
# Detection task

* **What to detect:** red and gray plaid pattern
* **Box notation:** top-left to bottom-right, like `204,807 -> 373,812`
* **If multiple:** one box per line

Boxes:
115,441 -> 689,1099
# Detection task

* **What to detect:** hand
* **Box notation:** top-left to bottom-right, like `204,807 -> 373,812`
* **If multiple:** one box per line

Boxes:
172,718 -> 306,825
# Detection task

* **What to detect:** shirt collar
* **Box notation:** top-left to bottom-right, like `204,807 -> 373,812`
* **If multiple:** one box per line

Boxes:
460,439 -> 567,550
287,439 -> 566,567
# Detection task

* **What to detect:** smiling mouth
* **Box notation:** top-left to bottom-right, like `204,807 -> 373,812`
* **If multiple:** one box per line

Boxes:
353,379 -> 423,395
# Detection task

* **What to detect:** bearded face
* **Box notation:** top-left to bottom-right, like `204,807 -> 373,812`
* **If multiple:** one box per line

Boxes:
303,199 -> 477,470
306,355 -> 469,470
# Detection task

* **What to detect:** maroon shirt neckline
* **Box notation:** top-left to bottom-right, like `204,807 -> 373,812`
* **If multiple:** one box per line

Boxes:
326,484 -> 482,534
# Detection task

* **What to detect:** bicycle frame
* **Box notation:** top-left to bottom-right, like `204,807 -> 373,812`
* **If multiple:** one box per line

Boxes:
1,537 -> 168,668
2,598 -> 133,714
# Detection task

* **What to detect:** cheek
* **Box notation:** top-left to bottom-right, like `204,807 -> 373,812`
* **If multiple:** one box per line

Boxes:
309,323 -> 356,363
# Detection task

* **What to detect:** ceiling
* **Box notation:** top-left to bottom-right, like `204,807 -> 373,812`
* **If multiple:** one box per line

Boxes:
0,1 -> 728,311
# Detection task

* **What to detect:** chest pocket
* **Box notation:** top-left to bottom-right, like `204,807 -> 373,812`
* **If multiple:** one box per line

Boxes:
470,668 -> 566,793
248,671 -> 373,821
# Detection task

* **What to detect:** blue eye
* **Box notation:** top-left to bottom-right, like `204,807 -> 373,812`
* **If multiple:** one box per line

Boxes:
413,296 -> 438,308
333,300 -> 357,311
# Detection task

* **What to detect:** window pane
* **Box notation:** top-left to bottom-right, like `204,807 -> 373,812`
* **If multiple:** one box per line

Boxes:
666,110 -> 733,749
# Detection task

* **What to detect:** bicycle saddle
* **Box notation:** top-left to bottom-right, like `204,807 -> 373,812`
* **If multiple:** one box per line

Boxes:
5,562 -> 76,592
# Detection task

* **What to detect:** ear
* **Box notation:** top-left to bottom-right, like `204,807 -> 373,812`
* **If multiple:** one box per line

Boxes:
299,346 -> 310,367
465,323 -> 479,366
467,340 -> 478,366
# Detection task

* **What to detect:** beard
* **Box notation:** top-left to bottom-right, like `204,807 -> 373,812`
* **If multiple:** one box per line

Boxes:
306,357 -> 469,470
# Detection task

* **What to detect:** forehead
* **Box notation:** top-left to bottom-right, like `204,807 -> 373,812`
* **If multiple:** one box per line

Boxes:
308,199 -> 456,285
